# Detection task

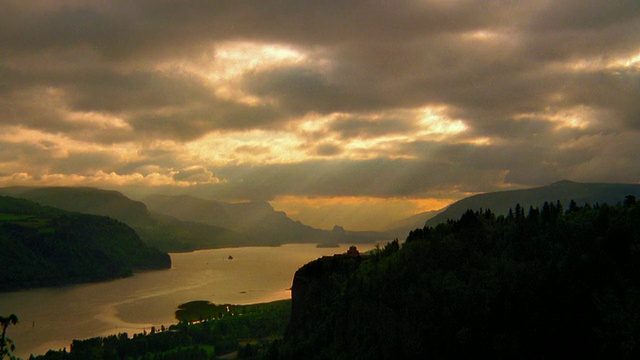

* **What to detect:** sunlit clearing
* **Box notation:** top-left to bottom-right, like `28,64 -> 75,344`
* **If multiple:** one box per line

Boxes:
624,52 -> 640,68
559,50 -> 640,73
209,41 -> 307,82
522,106 -> 594,130
565,59 -> 609,72
154,41 -> 310,104
271,196 -> 455,231
342,136 -> 417,160
418,107 -> 467,137
186,130 -> 307,165
297,115 -> 335,134
513,105 -> 596,132
157,41 -> 307,82
462,30 -> 499,41
465,137 -> 493,146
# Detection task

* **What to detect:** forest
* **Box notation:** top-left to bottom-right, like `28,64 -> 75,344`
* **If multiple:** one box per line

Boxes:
0,196 -> 170,291
277,196 -> 640,359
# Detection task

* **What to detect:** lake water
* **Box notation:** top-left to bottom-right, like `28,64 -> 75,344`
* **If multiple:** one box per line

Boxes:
0,243 -> 379,358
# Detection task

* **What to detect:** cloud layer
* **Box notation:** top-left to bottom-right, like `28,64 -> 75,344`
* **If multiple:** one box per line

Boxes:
1,1 -> 640,227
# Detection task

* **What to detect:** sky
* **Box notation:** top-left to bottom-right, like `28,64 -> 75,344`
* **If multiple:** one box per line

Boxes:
1,1 -> 640,231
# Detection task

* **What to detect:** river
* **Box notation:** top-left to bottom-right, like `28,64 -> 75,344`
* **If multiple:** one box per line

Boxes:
0,243 -> 378,358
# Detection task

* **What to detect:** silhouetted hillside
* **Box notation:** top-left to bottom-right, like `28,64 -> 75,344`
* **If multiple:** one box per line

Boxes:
426,180 -> 640,227
0,187 -> 387,250
0,186 -> 150,223
0,196 -> 170,291
0,187 -> 247,252
144,194 -> 386,245
278,196 -> 640,359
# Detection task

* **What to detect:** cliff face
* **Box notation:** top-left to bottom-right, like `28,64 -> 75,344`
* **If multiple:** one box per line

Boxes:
289,254 -> 362,326
283,254 -> 363,359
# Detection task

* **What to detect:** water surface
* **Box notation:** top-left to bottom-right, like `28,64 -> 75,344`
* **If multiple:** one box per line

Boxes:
0,243 -> 377,358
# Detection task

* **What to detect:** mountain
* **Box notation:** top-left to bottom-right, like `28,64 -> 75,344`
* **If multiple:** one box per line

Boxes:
0,187 -> 387,251
278,197 -> 640,359
0,196 -> 170,291
143,194 -> 318,243
0,187 -> 246,252
143,194 -> 387,245
426,180 -> 640,228
0,186 -> 151,224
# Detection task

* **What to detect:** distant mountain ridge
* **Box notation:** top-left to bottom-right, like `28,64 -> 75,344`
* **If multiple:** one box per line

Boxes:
0,186 -> 150,223
0,187 -> 248,252
0,195 -> 170,291
0,187 -> 387,251
143,194 -> 308,235
143,194 -> 386,245
426,180 -> 640,228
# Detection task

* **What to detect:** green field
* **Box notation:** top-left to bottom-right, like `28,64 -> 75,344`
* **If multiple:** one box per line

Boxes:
175,299 -> 291,323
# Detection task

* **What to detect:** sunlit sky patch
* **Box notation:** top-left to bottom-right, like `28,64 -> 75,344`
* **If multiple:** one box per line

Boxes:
1,1 -> 640,230
271,195 -> 455,231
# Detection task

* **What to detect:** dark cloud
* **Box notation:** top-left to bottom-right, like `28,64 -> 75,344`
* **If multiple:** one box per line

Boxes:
313,143 -> 343,157
1,0 -> 640,204
47,151 -> 120,175
126,99 -> 285,141
329,116 -> 416,139
64,69 -> 213,113
243,67 -> 343,115
0,1 -> 497,57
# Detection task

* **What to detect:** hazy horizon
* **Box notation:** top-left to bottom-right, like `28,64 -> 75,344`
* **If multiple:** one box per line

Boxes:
1,1 -> 639,230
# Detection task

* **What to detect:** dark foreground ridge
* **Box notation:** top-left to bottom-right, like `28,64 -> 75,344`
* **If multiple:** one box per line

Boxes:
276,196 -> 640,359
